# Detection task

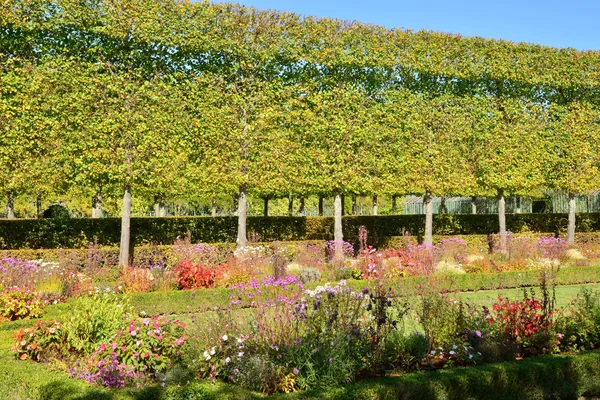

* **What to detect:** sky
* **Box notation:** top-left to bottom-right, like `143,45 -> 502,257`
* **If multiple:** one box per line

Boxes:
211,0 -> 600,51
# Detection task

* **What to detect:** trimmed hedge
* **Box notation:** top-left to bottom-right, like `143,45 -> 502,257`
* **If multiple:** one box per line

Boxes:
0,241 -> 326,268
2,213 -> 600,250
22,350 -> 600,399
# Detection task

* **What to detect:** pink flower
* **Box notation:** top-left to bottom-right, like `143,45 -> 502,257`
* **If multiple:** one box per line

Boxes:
557,333 -> 564,339
175,338 -> 185,346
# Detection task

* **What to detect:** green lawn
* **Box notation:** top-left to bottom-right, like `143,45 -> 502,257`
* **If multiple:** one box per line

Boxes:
456,282 -> 600,308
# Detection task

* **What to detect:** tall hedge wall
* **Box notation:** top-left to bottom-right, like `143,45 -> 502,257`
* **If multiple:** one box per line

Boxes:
2,213 -> 600,250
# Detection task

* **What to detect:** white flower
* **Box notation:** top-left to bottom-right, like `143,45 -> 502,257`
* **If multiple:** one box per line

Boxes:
238,352 -> 244,358
449,350 -> 456,355
225,357 -> 231,364
203,351 -> 211,361
430,350 -> 436,355
452,345 -> 458,350
237,338 -> 243,344
222,335 -> 228,341
210,347 -> 216,355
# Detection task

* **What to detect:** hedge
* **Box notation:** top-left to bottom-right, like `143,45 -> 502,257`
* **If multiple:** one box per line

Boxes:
3,213 -> 600,250
18,350 -> 600,399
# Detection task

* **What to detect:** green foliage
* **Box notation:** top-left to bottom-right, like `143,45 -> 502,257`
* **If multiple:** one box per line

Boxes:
89,316 -> 187,375
64,293 -> 133,354
0,287 -> 44,321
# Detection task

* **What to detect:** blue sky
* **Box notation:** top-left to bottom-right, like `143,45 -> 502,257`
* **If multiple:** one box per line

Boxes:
211,0 -> 600,51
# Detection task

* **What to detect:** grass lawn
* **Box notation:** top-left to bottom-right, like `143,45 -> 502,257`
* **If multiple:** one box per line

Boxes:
456,282 -> 600,308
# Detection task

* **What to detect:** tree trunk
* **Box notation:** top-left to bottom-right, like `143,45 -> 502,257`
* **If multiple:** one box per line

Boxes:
392,195 -> 398,214
211,197 -> 217,217
567,193 -> 576,245
471,196 -> 477,215
92,193 -> 103,218
288,195 -> 293,216
498,189 -> 507,252
515,196 -> 522,214
6,191 -> 15,219
263,198 -> 268,217
232,195 -> 239,216
158,198 -> 166,217
372,195 -> 378,216
318,196 -> 324,216
333,191 -> 344,263
298,197 -> 305,216
439,197 -> 447,214
351,195 -> 358,215
36,194 -> 42,218
119,185 -> 132,268
236,188 -> 248,250
423,192 -> 433,246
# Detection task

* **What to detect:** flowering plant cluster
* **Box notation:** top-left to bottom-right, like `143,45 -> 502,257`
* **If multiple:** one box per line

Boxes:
436,237 -> 468,264
71,352 -> 138,388
173,260 -> 215,289
172,241 -> 220,267
90,316 -> 187,375
535,236 -> 569,261
324,240 -> 355,260
195,279 -> 403,393
13,320 -> 68,361
0,257 -> 41,289
0,287 -> 45,321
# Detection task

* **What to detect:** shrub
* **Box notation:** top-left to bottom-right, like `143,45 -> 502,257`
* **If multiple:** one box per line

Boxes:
555,288 -> 600,352
490,292 -> 556,356
536,236 -> 569,262
89,316 -> 187,376
13,319 -> 69,361
119,267 -> 154,293
173,260 -> 215,290
64,293 -> 133,354
0,287 -> 44,321
436,237 -> 468,263
71,352 -> 138,388
297,267 -> 321,284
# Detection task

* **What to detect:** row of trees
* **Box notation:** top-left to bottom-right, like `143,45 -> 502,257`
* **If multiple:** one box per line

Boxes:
2,0 -> 600,264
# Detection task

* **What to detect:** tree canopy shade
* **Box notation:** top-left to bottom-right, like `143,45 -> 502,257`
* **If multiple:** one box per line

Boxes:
1,0 -> 600,256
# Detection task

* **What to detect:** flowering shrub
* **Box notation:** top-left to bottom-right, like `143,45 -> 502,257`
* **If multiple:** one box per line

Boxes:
436,238 -> 468,264
71,352 -> 138,388
119,267 -> 154,293
193,279 -> 404,393
293,244 -> 324,270
324,240 -> 354,260
0,287 -> 44,321
62,270 -> 94,297
173,260 -> 215,290
535,237 -> 569,261
555,288 -> 600,352
172,239 -> 220,267
0,258 -> 40,289
490,294 -> 556,355
13,320 -> 68,361
90,316 -> 187,375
